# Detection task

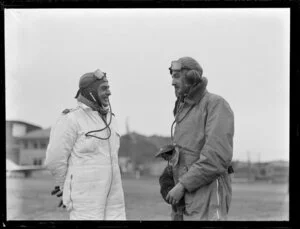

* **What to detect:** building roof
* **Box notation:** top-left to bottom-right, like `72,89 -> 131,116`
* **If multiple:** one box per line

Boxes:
6,120 -> 42,129
18,128 -> 51,139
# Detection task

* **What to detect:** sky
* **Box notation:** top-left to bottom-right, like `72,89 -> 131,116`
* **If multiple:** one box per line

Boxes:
5,8 -> 290,162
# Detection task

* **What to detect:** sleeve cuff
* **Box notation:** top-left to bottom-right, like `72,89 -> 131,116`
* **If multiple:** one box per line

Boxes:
178,179 -> 190,192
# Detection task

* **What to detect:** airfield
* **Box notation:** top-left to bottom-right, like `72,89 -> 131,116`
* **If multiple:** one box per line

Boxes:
6,170 -> 288,221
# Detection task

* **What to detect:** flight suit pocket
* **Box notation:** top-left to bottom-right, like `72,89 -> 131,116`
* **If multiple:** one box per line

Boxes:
184,180 -> 217,217
77,131 -> 99,153
184,186 -> 209,216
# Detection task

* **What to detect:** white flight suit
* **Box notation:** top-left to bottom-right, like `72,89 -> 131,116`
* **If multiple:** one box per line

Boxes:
45,102 -> 126,220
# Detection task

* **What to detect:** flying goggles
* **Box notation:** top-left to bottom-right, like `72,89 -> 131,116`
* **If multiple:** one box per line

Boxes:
169,61 -> 190,75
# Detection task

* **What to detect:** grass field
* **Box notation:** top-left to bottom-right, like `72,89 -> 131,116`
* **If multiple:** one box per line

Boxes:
6,171 -> 289,221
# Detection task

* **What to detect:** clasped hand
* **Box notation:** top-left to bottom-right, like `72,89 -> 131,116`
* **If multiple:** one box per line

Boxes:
166,182 -> 185,205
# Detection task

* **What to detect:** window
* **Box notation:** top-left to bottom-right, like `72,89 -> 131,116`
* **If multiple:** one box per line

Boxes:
33,158 -> 43,165
12,148 -> 20,154
24,141 -> 28,149
33,142 -> 38,149
40,142 -> 47,149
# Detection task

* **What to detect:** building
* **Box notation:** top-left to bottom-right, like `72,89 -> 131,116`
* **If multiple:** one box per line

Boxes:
6,120 -> 42,165
264,161 -> 289,183
231,160 -> 289,183
17,128 -> 51,165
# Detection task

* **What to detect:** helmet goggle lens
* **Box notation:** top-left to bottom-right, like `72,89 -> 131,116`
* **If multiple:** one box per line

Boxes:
94,69 -> 107,80
170,61 -> 182,71
169,61 -> 185,74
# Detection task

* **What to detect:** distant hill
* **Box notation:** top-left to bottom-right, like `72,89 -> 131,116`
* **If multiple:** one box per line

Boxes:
119,132 -> 171,165
119,132 -> 289,168
147,135 -> 171,149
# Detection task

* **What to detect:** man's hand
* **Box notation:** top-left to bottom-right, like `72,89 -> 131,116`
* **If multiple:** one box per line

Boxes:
51,186 -> 66,208
166,182 -> 185,205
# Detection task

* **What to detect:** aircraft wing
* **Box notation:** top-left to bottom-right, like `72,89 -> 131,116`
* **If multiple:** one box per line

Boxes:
6,165 -> 46,172
6,159 -> 46,177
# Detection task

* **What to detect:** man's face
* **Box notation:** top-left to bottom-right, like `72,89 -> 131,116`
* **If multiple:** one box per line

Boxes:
171,70 -> 190,98
96,82 -> 111,107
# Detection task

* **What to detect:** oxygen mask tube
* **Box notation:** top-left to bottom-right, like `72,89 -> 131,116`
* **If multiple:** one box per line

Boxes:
85,100 -> 113,140
170,99 -> 185,143
169,99 -> 189,167
84,99 -> 115,203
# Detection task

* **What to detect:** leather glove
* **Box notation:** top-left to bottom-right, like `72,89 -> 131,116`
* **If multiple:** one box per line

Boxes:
51,186 -> 66,208
155,144 -> 175,161
159,165 -> 175,203
51,186 -> 63,197
58,199 -> 66,208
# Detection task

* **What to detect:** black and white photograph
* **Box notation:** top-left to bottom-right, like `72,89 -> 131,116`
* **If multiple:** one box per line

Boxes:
5,8 -> 290,221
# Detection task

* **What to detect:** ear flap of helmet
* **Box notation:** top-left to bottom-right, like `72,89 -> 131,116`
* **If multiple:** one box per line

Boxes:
185,69 -> 202,85
80,87 -> 99,103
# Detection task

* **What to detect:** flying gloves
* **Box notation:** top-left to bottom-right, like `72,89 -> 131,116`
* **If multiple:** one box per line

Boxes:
156,144 -> 185,220
51,186 -> 66,208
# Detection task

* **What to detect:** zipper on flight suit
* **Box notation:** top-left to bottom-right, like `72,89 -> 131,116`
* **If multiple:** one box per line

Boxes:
216,178 -> 220,220
69,174 -> 73,210
106,113 -> 114,198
